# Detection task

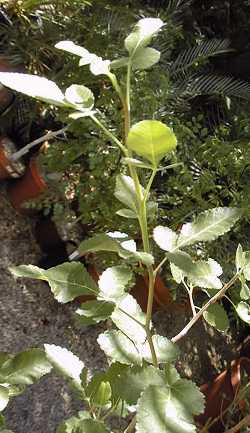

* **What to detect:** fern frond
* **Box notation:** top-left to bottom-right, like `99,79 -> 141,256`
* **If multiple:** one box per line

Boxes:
180,74 -> 250,100
168,39 -> 232,75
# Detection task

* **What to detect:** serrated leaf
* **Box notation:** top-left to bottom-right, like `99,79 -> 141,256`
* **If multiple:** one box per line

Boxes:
177,207 -> 242,248
153,226 -> 178,252
127,120 -> 177,167
137,378 -> 204,433
98,266 -> 132,301
125,18 -> 164,54
97,330 -> 142,365
114,174 -> 144,212
56,417 -> 110,433
0,73 -> 65,106
65,85 -> 94,110
167,252 -> 222,289
115,365 -> 165,405
10,263 -> 98,303
0,349 -> 52,385
203,303 -> 229,331
0,386 -> 9,411
236,302 -> 250,324
116,208 -> 137,219
141,335 -> 179,364
132,47 -> 161,70
86,373 -> 111,407
76,300 -> 115,325
111,294 -> 147,344
44,345 -> 84,386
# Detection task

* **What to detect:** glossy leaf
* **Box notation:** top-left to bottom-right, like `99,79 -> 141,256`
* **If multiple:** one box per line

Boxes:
153,226 -> 178,252
167,252 -> 222,289
65,85 -> 94,109
203,303 -> 229,331
236,302 -> 250,324
141,335 -> 179,364
0,386 -> 9,411
111,294 -> 147,344
98,266 -> 132,301
177,207 -> 242,248
97,330 -> 142,365
114,174 -> 144,212
132,47 -> 161,70
125,18 -> 164,54
0,73 -> 65,106
137,366 -> 204,433
11,262 -> 98,303
44,345 -> 84,386
55,41 -> 94,62
0,349 -> 52,385
127,120 -> 177,166
115,365 -> 165,405
76,300 -> 115,325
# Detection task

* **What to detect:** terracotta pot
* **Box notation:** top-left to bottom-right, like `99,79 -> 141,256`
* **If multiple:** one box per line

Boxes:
0,136 -> 25,179
8,156 -> 47,212
196,357 -> 250,432
131,273 -> 188,313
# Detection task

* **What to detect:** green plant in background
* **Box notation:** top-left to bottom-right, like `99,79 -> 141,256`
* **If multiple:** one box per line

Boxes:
0,16 -> 250,433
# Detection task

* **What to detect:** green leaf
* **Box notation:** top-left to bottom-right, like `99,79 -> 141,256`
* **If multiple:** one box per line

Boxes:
110,57 -> 129,69
170,262 -> 183,284
116,208 -> 137,219
0,386 -> 9,411
167,252 -> 223,289
9,264 -> 44,279
76,300 -> 115,325
0,349 -> 52,385
85,374 -> 112,407
69,111 -> 94,119
236,244 -> 245,271
243,252 -> 250,280
177,207 -> 242,248
127,120 -> 177,167
111,294 -> 147,344
235,302 -> 250,324
132,47 -> 161,70
56,417 -> 110,433
125,18 -> 164,54
44,345 -> 84,386
78,233 -> 125,255
55,41 -> 95,62
121,157 -> 152,169
137,382 -> 203,433
153,226 -> 178,252
115,365 -> 165,405
97,330 -> 142,365
114,174 -> 144,212
203,303 -> 229,331
0,73 -> 65,106
240,279 -> 250,300
65,85 -> 94,110
98,266 -> 132,301
141,335 -> 179,364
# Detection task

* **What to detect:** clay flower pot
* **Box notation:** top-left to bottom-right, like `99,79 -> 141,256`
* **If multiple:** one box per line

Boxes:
0,136 -> 25,179
8,156 -> 47,212
196,357 -> 250,433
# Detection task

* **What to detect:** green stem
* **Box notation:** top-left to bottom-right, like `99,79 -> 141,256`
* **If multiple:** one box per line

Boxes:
90,114 -> 127,154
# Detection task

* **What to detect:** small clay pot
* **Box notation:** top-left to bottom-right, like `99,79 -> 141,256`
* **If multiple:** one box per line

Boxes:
8,156 -> 47,212
0,136 -> 25,179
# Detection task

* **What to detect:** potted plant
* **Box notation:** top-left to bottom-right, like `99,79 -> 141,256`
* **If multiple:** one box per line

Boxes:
0,135 -> 25,179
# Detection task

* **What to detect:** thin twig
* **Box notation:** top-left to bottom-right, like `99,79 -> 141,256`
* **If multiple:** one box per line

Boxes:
224,414 -> 250,433
171,273 -> 239,343
10,126 -> 69,161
